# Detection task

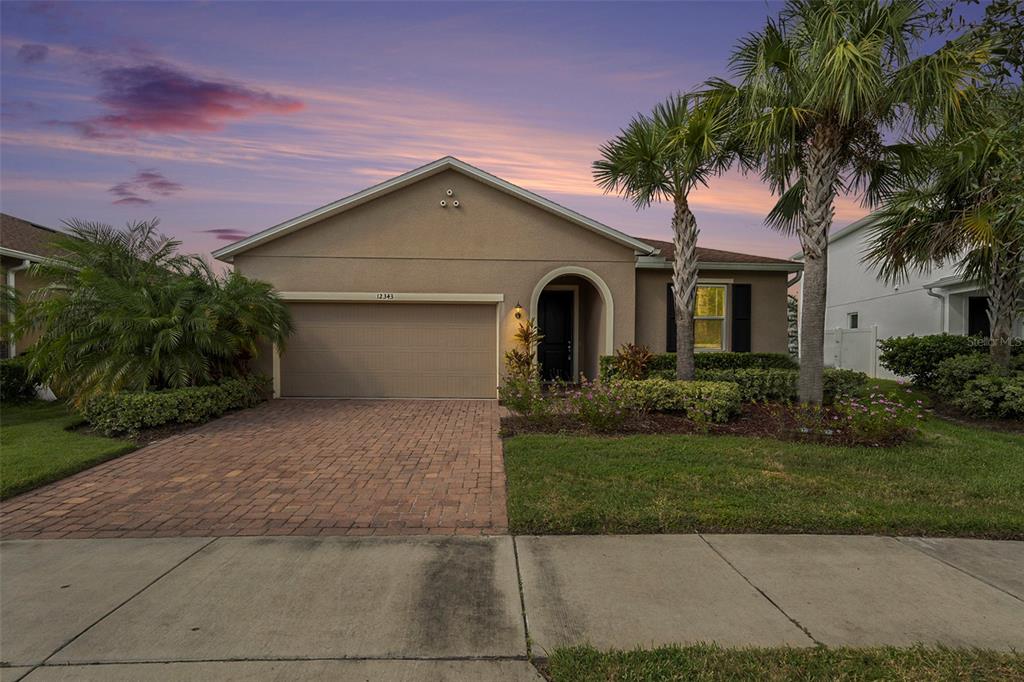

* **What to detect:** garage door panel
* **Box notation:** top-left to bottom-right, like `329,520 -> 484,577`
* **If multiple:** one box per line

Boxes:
281,303 -> 497,398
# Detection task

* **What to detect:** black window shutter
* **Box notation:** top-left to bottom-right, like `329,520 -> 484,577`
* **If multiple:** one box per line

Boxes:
666,283 -> 676,352
732,284 -> 752,352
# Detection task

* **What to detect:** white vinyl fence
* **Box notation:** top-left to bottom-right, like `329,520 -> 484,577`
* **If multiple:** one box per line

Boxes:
824,325 -> 882,377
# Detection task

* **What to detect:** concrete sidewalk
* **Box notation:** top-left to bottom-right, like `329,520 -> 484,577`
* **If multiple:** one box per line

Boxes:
2,535 -> 1022,680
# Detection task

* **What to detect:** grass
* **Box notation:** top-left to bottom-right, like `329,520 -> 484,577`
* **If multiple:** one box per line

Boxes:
546,644 -> 1024,681
0,401 -> 136,500
504,382 -> 1024,538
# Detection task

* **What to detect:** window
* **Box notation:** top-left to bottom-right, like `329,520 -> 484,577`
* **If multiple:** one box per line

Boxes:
695,285 -> 727,350
848,312 -> 859,329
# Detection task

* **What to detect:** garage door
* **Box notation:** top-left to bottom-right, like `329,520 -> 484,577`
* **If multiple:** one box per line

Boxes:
281,302 -> 497,398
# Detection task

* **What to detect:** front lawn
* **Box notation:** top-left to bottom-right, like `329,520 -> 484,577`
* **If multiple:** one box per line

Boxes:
0,401 -> 136,500
504,410 -> 1024,538
546,645 -> 1024,681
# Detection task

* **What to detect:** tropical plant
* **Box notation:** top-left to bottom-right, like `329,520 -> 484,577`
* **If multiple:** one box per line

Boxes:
611,343 -> 654,380
864,86 -> 1023,370
594,93 -> 740,380
16,219 -> 292,405
706,0 -> 992,402
503,318 -> 543,381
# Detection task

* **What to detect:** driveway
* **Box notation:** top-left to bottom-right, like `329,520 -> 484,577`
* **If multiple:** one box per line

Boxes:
0,400 -> 507,539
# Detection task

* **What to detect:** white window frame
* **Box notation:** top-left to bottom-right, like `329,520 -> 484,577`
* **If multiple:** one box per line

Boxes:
695,283 -> 728,352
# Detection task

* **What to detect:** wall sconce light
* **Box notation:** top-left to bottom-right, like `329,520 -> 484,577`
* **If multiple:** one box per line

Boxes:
514,302 -> 523,319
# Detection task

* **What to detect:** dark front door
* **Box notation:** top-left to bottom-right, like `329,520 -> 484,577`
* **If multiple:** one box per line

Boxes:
538,289 -> 574,381
968,296 -> 991,338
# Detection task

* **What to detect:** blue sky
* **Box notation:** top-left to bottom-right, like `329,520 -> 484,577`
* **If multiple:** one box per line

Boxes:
2,1 -> 943,261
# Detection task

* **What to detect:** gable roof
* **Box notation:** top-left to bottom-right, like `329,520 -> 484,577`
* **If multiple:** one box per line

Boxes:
213,156 -> 658,262
638,238 -> 803,272
0,213 -> 66,261
790,214 -> 876,260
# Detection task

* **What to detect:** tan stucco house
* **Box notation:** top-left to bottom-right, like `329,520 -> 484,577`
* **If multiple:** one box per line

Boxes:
214,157 -> 801,399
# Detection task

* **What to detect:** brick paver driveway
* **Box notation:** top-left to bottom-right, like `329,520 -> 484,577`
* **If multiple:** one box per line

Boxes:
0,400 -> 507,539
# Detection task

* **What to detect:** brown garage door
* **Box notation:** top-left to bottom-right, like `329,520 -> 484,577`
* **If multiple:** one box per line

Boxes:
281,302 -> 497,398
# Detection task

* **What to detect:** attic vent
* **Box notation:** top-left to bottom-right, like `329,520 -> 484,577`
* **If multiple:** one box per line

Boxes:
440,188 -> 461,208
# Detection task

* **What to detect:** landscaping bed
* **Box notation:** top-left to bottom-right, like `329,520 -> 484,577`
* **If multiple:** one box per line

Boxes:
502,401 -> 915,447
544,644 -> 1024,682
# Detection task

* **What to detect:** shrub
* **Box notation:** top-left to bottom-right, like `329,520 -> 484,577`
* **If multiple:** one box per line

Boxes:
688,367 -> 866,404
778,392 -> 922,446
611,343 -> 654,380
563,378 -> 634,432
953,374 -> 1024,419
696,368 -> 796,402
82,375 -> 270,436
878,334 -> 989,387
1,356 -> 36,402
498,376 -> 556,423
822,368 -> 869,401
600,352 -> 798,380
616,378 -> 741,423
933,355 -> 996,401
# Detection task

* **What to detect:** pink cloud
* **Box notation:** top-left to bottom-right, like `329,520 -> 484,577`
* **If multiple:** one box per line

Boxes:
66,63 -> 303,138
109,168 -> 182,205
200,228 -> 250,242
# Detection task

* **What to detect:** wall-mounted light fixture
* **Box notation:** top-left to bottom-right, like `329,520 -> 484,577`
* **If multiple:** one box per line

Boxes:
513,302 -> 523,319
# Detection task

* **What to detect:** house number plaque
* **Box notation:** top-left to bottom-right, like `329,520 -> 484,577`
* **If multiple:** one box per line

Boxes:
376,292 -> 396,300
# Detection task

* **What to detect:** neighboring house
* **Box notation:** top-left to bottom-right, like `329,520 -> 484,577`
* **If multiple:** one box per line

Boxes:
0,213 -> 63,359
214,157 -> 802,398
794,216 -> 1024,378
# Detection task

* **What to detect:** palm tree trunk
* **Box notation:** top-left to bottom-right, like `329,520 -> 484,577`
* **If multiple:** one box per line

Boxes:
672,195 -> 699,380
987,243 -> 1022,371
797,131 -> 840,404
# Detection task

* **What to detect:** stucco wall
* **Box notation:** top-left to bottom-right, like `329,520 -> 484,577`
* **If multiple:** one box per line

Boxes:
1,256 -> 47,353
233,169 -> 639,369
635,268 -> 790,354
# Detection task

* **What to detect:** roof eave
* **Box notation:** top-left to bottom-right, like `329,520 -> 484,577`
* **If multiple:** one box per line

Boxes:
636,256 -> 802,272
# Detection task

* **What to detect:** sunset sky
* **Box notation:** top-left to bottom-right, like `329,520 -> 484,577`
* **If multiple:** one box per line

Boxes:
2,1 -> 885,261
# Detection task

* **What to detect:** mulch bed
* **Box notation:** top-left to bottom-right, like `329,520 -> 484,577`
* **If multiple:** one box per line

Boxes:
928,401 -> 1024,434
501,403 -> 913,447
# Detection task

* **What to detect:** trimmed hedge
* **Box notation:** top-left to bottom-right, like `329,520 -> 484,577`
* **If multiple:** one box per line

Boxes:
82,375 -> 271,436
616,379 -> 741,423
689,367 -> 867,404
878,334 -> 1022,387
600,352 -> 798,380
0,357 -> 35,402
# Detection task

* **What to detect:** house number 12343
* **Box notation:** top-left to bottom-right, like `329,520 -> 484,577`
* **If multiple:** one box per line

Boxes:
376,292 -> 395,300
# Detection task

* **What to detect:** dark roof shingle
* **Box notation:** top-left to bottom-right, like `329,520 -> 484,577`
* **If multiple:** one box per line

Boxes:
1,213 -> 66,258
638,238 -> 799,265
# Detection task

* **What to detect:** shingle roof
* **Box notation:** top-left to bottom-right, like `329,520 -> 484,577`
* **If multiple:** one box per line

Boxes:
1,213 -> 66,259
638,238 -> 800,265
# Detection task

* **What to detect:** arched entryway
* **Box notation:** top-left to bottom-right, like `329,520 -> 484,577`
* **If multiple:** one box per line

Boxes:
529,266 -> 614,381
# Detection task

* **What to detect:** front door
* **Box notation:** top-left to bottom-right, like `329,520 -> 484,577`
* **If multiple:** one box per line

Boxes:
968,296 -> 991,338
537,289 -> 574,381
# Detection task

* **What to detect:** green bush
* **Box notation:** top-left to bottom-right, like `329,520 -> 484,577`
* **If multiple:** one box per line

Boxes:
823,368 -> 870,401
600,352 -> 798,380
686,367 -> 867,404
877,334 -> 999,387
953,374 -> 1024,419
933,355 -> 996,401
696,368 -> 797,402
82,375 -> 271,436
616,379 -> 741,423
0,357 -> 35,402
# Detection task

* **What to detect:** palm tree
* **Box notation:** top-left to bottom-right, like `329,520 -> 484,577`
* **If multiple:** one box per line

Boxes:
707,0 -> 992,403
594,93 -> 738,380
864,86 -> 1023,369
19,219 -> 292,404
